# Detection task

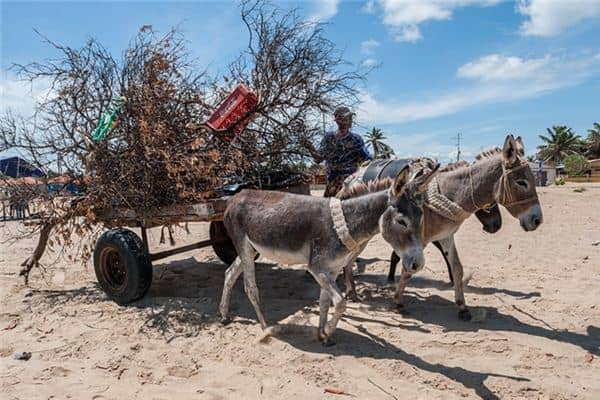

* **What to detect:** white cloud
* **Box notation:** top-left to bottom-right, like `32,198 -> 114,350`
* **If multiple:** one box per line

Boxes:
361,39 -> 381,55
358,52 -> 600,125
380,131 -> 476,162
393,24 -> 422,42
362,0 -> 377,14
457,54 -> 551,82
362,58 -> 379,67
517,0 -> 600,37
0,72 -> 52,116
308,0 -> 340,22
378,0 -> 501,42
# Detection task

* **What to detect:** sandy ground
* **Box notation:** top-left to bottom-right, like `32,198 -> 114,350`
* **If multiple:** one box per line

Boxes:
1,184 -> 599,400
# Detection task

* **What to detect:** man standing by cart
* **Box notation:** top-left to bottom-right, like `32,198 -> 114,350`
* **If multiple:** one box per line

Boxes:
306,106 -> 372,197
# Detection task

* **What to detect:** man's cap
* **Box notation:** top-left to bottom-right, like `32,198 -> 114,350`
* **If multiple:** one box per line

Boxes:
333,106 -> 355,118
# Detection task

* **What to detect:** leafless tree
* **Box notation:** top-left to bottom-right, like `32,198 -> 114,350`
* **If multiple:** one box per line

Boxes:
0,0 -> 366,283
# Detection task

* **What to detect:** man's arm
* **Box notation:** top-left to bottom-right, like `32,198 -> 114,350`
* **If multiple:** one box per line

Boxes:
356,136 -> 372,162
301,135 -> 325,164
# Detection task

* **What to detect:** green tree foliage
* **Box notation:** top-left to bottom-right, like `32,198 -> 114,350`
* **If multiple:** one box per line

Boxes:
563,154 -> 590,176
585,122 -> 600,159
537,125 -> 583,164
365,127 -> 395,159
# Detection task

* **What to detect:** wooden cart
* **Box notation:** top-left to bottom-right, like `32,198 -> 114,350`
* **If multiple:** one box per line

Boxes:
92,182 -> 310,304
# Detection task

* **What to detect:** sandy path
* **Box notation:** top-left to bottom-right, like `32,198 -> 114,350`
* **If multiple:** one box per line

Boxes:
1,185 -> 599,399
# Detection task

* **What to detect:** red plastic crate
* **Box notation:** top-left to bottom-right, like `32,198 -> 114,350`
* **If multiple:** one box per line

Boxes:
207,84 -> 258,140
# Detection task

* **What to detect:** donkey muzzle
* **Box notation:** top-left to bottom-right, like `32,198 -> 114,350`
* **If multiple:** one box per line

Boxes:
520,203 -> 543,232
401,250 -> 425,273
483,220 -> 502,234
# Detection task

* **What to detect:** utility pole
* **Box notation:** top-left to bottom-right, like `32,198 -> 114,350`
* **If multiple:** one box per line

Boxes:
455,132 -> 462,162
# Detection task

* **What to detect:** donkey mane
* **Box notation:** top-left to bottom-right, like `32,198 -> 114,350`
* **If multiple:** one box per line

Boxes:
439,147 -> 503,175
440,160 -> 470,172
336,177 -> 394,200
474,147 -> 502,161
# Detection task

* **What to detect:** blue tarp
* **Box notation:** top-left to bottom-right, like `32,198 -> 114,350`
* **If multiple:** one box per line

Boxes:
0,157 -> 45,178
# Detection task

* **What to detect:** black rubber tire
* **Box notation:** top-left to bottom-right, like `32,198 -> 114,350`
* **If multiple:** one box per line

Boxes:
93,228 -> 153,304
209,221 -> 238,265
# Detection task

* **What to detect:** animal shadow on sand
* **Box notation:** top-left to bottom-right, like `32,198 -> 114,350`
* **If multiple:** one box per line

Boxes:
358,274 -> 600,356
138,257 -> 322,341
30,256 -> 320,342
273,324 -> 528,400
30,257 -> 591,400
144,258 -> 532,400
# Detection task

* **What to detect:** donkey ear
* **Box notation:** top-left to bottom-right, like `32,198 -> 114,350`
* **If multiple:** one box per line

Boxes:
392,165 -> 411,197
502,134 -> 518,166
514,136 -> 525,157
411,163 -> 440,193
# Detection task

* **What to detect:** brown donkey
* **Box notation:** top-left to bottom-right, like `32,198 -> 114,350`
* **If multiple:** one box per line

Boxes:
341,134 -> 543,320
219,165 -> 439,345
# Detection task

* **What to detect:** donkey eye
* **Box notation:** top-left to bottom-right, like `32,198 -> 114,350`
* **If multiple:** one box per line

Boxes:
516,180 -> 529,189
396,218 -> 408,228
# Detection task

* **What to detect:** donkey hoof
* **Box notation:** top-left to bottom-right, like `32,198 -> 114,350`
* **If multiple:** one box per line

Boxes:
321,337 -> 337,347
458,309 -> 472,321
220,316 -> 232,326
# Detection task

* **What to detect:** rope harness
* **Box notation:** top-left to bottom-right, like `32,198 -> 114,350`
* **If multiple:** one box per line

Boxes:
496,162 -> 539,208
425,177 -> 471,222
333,159 -> 538,242
426,160 -> 536,221
329,198 -> 359,251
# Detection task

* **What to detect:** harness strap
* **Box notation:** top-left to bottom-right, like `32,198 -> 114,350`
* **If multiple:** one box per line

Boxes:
375,159 -> 395,180
497,162 -> 538,207
425,177 -> 471,222
329,198 -> 359,251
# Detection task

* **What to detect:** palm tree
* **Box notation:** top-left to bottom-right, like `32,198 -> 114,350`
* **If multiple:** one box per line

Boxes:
537,125 -> 582,164
365,127 -> 395,159
585,122 -> 600,159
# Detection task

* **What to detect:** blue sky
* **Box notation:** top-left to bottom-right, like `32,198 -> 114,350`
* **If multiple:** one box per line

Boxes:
1,0 -> 600,163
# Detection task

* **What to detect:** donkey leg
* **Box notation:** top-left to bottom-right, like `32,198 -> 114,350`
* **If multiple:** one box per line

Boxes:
387,251 -> 400,283
242,255 -> 268,329
394,271 -> 412,314
323,274 -> 346,340
311,271 -> 345,345
432,240 -> 454,284
317,288 -> 331,343
219,256 -> 245,324
438,236 -> 471,321
343,263 -> 362,302
343,245 -> 367,301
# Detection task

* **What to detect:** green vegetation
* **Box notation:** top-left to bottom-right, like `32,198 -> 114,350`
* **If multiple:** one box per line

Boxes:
365,127 -> 395,159
563,154 -> 590,176
536,125 -> 583,164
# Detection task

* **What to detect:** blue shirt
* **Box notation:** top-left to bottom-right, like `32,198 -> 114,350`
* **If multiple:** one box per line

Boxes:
319,131 -> 372,180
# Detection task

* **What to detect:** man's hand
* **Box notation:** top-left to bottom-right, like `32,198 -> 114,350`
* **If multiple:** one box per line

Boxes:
300,136 -> 323,163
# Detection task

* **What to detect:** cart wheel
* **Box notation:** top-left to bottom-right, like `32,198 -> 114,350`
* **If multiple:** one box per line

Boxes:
94,228 -> 153,304
209,221 -> 238,265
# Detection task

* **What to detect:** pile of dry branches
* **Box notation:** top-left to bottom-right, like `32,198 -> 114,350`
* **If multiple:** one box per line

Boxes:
0,0 -> 365,280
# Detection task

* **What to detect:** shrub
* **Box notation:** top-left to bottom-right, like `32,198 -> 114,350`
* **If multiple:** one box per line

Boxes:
563,154 -> 590,176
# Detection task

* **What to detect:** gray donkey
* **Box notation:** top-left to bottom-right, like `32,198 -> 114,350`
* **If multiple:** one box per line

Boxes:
352,158 -> 503,285
219,165 -> 439,345
339,134 -> 543,321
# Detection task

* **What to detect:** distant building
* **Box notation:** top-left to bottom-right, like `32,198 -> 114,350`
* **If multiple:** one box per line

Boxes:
590,159 -> 600,179
528,161 -> 556,186
0,156 -> 45,178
